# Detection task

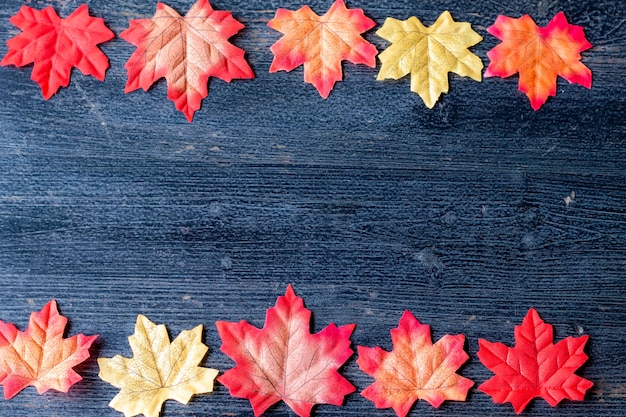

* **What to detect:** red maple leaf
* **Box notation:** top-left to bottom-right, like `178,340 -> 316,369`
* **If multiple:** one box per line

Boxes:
478,308 -> 593,413
216,285 -> 355,417
268,0 -> 377,98
120,0 -> 254,122
1,4 -> 114,99
485,12 -> 592,110
0,300 -> 98,399
357,311 -> 473,417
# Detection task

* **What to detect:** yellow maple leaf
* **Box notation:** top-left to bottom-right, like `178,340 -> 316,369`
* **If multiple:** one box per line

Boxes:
376,11 -> 483,108
98,315 -> 218,417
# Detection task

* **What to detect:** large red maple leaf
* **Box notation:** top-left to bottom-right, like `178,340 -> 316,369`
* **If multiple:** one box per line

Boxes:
216,285 -> 355,417
485,12 -> 592,110
357,311 -> 473,417
478,308 -> 593,413
268,0 -> 377,98
1,4 -> 114,99
0,300 -> 98,399
120,0 -> 254,122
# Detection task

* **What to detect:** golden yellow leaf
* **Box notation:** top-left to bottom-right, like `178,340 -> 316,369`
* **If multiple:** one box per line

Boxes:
98,315 -> 218,417
376,11 -> 483,108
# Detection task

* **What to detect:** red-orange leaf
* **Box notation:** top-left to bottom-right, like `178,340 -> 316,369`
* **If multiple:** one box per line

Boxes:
478,308 -> 593,413
120,0 -> 254,122
357,311 -> 473,417
485,12 -> 592,110
0,300 -> 98,399
268,0 -> 377,98
216,285 -> 355,417
1,4 -> 114,99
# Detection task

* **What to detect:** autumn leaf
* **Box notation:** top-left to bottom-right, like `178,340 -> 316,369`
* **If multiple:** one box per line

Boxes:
478,308 -> 593,413
216,285 -> 356,417
0,300 -> 98,399
268,0 -> 377,98
376,11 -> 483,108
98,315 -> 218,417
485,12 -> 592,110
120,0 -> 254,122
357,310 -> 473,417
1,4 -> 114,99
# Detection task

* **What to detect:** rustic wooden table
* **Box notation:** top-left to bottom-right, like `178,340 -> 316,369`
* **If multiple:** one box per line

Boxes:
1,0 -> 624,416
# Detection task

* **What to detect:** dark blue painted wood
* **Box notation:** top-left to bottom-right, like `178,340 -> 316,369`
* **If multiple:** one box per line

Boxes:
0,0 -> 624,416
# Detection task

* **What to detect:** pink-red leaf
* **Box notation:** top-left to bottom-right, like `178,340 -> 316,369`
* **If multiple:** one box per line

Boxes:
1,4 -> 114,99
216,285 -> 355,417
0,300 -> 98,399
485,12 -> 592,110
268,0 -> 377,98
357,311 -> 473,417
478,308 -> 593,413
120,0 -> 254,121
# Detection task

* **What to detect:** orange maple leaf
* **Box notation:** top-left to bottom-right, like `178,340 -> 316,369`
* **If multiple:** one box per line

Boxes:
268,0 -> 377,98
485,12 -> 592,110
216,285 -> 356,417
357,310 -> 473,417
120,0 -> 254,122
0,300 -> 98,399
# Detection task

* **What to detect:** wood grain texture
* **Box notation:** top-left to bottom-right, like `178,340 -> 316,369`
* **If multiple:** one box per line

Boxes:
0,0 -> 624,416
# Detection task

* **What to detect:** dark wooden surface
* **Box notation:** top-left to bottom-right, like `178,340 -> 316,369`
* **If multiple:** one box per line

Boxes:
1,0 -> 625,416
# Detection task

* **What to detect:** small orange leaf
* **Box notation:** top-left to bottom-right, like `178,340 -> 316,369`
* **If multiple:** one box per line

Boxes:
268,0 -> 377,98
357,311 -> 473,417
120,0 -> 254,122
0,300 -> 98,399
216,285 -> 356,417
485,12 -> 592,110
